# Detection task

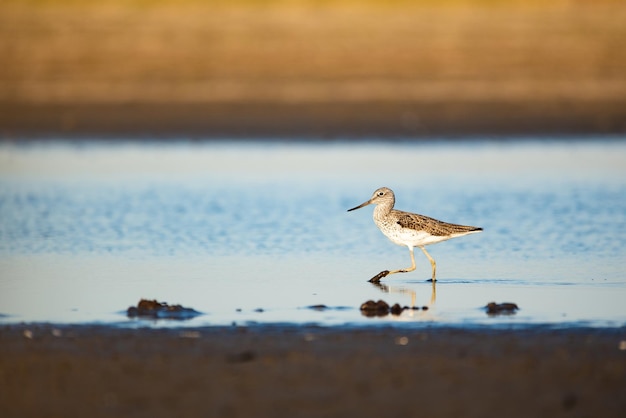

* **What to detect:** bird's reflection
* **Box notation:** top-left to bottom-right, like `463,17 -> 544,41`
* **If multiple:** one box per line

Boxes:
370,280 -> 436,308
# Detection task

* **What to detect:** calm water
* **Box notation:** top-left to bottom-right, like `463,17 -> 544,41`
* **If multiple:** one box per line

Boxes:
1,139 -> 625,328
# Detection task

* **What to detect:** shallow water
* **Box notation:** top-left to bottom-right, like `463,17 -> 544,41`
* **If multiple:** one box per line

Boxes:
1,139 -> 625,328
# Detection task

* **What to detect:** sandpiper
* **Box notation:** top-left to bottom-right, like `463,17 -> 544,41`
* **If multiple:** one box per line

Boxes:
348,187 -> 482,282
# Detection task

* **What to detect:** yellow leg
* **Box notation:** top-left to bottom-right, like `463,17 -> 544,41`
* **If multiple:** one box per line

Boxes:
419,246 -> 437,281
388,246 -> 417,275
369,246 -> 416,282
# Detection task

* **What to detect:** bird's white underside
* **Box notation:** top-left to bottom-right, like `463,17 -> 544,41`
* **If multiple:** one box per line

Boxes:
383,228 -> 481,248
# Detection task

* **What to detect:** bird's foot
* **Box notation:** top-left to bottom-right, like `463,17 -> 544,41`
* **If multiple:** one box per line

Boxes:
369,270 -> 390,283
426,278 -> 437,283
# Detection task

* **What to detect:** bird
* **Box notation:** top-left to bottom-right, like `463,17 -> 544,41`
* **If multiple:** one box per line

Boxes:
347,187 -> 482,282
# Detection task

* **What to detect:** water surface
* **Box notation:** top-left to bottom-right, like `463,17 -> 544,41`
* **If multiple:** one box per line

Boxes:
1,139 -> 625,328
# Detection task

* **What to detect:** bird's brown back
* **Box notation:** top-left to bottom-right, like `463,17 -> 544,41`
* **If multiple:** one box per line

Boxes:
394,210 -> 482,237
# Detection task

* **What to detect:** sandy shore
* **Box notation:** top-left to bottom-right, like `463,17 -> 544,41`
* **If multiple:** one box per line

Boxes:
1,324 -> 624,418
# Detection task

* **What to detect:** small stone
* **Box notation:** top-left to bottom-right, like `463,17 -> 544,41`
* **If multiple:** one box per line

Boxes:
127,299 -> 201,320
360,299 -> 390,316
359,301 -> 373,311
390,303 -> 404,315
360,300 -> 376,311
485,302 -> 519,315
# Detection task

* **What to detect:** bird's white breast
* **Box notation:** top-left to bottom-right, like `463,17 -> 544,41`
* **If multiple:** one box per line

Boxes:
375,218 -> 453,247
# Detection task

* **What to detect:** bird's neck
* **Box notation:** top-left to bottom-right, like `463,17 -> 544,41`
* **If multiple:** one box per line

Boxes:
373,201 -> 393,220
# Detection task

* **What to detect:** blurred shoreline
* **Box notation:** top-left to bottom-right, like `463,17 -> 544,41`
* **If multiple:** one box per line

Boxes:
2,1 -> 625,139
2,100 -> 626,139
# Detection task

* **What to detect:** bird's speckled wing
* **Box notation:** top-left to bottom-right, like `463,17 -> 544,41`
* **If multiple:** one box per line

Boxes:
395,210 -> 482,237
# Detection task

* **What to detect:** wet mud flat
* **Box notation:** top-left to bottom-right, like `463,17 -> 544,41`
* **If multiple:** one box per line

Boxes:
1,324 -> 624,418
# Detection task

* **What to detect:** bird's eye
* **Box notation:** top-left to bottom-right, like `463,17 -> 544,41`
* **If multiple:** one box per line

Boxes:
377,191 -> 384,196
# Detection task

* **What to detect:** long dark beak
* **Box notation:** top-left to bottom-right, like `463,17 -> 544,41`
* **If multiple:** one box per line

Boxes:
347,200 -> 371,212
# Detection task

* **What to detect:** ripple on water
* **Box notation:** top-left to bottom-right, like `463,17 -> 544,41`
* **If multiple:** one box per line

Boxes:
0,140 -> 625,327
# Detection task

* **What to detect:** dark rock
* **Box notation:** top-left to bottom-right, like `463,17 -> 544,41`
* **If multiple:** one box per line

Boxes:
126,299 -> 201,320
360,299 -> 390,316
360,299 -> 419,317
390,303 -> 404,315
485,302 -> 519,315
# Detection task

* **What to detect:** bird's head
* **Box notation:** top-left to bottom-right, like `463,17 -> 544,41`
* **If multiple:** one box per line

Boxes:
347,187 -> 395,212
